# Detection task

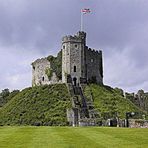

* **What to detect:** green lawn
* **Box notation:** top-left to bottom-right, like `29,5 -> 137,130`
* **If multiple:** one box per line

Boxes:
0,127 -> 148,148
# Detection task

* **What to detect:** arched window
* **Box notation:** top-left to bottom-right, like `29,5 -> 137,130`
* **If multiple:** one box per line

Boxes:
91,59 -> 94,63
74,66 -> 76,72
42,77 -> 44,81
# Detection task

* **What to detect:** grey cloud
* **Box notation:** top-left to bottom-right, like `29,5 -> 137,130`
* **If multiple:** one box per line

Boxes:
0,0 -> 148,92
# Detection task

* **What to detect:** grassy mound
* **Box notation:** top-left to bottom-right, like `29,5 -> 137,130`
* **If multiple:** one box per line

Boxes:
0,83 -> 146,126
0,84 -> 71,126
84,84 -> 144,119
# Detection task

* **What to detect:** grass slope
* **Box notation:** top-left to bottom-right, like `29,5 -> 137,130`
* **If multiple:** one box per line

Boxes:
0,127 -> 148,148
0,84 -> 71,126
0,83 -> 146,126
84,84 -> 144,118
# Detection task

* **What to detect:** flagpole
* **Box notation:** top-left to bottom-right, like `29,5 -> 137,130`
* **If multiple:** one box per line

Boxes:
81,8 -> 90,31
81,10 -> 83,31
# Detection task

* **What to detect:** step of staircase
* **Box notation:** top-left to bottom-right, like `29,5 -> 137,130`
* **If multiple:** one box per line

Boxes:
67,83 -> 100,126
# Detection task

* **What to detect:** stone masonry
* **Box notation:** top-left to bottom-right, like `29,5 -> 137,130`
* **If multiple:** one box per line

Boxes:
125,90 -> 148,113
31,58 -> 58,86
32,31 -> 103,86
62,31 -> 103,85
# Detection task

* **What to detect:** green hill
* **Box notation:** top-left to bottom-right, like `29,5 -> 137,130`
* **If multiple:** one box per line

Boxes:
0,84 -> 71,126
84,84 -> 145,119
0,83 -> 146,126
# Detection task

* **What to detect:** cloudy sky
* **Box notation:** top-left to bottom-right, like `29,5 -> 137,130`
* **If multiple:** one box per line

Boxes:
0,0 -> 148,93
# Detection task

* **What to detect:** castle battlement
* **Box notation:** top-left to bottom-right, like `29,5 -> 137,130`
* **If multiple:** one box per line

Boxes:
76,31 -> 86,38
62,31 -> 103,84
32,31 -> 103,87
62,36 -> 81,43
62,31 -> 86,44
87,47 -> 102,56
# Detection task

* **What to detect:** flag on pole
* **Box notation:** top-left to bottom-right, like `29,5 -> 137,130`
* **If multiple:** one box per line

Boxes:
82,8 -> 91,14
80,8 -> 91,31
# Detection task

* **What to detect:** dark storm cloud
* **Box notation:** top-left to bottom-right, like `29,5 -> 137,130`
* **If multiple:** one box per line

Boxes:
0,0 -> 82,53
0,0 -> 148,92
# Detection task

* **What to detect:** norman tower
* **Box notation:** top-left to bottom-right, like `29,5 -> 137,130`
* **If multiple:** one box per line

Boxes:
62,31 -> 103,85
62,31 -> 86,85
31,31 -> 103,86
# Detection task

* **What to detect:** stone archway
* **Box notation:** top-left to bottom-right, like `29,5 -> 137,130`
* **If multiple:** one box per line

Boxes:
73,77 -> 77,86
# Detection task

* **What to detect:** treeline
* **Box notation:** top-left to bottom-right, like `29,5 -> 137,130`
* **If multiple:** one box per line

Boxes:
0,89 -> 19,107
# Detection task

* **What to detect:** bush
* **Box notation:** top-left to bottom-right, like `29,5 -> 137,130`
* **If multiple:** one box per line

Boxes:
47,51 -> 62,80
45,68 -> 53,80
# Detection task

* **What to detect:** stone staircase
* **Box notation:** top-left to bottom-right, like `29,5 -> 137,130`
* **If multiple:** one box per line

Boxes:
67,83 -> 100,126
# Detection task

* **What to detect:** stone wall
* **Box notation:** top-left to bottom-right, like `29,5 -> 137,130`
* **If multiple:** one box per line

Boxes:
32,31 -> 103,86
85,47 -> 103,84
125,90 -> 148,113
62,31 -> 103,85
62,31 -> 86,85
129,119 -> 148,128
31,58 -> 59,86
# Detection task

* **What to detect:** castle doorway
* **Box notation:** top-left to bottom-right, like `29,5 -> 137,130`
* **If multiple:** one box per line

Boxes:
73,77 -> 77,86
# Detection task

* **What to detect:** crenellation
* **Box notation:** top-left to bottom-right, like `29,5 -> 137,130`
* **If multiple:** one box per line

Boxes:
62,32 -> 86,45
86,48 -> 102,57
85,46 -> 103,84
32,31 -> 103,86
99,50 -> 102,53
62,31 -> 103,85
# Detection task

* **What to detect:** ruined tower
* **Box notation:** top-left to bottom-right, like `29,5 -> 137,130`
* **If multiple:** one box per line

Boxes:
31,58 -> 59,86
62,31 -> 103,85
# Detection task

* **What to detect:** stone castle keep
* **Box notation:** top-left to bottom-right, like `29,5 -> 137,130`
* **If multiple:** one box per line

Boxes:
32,31 -> 103,86
31,31 -> 147,127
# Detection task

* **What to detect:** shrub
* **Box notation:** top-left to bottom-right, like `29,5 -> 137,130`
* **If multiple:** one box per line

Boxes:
45,68 -> 53,80
47,51 -> 62,80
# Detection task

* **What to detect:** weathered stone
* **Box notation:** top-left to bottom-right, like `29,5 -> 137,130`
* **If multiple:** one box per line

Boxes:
125,90 -> 148,113
31,31 -> 103,86
31,58 -> 59,86
62,31 -> 103,85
